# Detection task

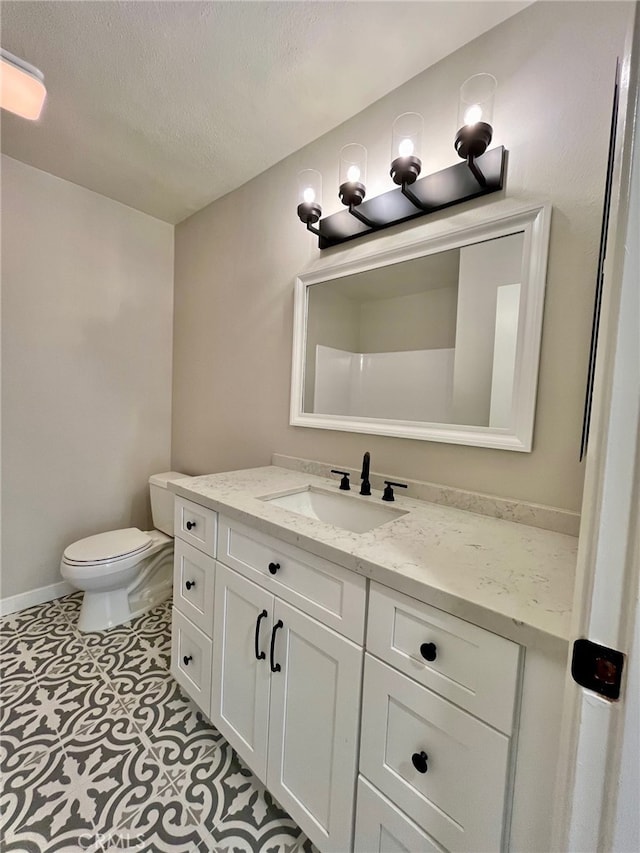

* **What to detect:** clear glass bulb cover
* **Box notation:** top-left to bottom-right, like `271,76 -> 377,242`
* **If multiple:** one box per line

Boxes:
339,144 -> 367,186
297,169 -> 322,207
457,73 -> 496,128
391,113 -> 423,160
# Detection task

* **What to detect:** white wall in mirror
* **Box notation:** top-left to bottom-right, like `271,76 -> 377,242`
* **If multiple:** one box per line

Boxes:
290,202 -> 551,451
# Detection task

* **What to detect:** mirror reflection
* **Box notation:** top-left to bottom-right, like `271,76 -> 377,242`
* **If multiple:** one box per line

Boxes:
303,231 -> 525,428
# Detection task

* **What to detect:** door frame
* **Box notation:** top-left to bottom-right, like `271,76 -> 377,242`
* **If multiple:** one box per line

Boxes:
552,4 -> 640,849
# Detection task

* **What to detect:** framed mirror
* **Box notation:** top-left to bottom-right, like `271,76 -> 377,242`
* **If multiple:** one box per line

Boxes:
290,202 -> 551,451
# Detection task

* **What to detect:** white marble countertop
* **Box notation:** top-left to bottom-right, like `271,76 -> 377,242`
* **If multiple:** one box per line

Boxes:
170,466 -> 577,647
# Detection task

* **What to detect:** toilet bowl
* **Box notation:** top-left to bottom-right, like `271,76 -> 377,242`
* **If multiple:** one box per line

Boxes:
60,472 -> 188,631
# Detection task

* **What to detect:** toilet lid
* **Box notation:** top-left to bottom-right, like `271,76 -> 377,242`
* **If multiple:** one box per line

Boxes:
64,528 -> 152,563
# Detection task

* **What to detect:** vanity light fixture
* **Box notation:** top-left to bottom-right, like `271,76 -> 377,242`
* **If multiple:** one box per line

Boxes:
338,143 -> 377,229
298,73 -> 506,250
296,169 -> 323,236
0,48 -> 47,120
390,112 -> 423,186
454,73 -> 497,186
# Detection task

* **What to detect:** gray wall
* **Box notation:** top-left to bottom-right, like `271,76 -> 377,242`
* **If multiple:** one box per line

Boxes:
172,2 -> 630,513
1,156 -> 174,598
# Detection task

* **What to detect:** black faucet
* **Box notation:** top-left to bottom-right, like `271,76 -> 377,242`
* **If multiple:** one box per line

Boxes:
360,451 -> 371,496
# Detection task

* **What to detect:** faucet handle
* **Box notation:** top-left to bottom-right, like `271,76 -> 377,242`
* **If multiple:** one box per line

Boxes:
382,480 -> 408,502
331,470 -> 351,491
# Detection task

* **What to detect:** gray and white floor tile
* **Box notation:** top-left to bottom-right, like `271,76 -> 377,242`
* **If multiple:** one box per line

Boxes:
0,593 -> 319,852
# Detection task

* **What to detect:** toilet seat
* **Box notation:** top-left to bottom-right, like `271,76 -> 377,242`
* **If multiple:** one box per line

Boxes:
63,528 -> 152,565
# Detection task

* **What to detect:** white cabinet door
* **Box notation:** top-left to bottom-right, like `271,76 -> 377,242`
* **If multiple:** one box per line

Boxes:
217,515 -> 366,643
355,777 -> 445,853
367,582 -> 520,734
174,496 -> 217,556
171,608 -> 213,718
360,654 -> 510,853
173,539 -> 215,635
267,597 -> 363,853
211,563 -> 273,783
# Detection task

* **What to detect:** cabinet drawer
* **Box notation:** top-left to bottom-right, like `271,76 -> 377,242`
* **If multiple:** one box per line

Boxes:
171,608 -> 213,718
360,655 -> 510,853
173,539 -> 215,636
367,582 -> 520,733
217,515 -> 366,643
174,496 -> 217,556
355,777 -> 445,853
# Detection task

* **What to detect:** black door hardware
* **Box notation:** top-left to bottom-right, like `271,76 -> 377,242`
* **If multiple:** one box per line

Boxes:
185,580 -> 196,591
254,609 -> 268,661
571,638 -> 625,700
420,642 -> 437,662
268,562 -> 280,575
411,751 -> 429,773
186,520 -> 196,530
382,480 -> 408,502
360,451 -> 371,496
183,655 -> 193,666
331,470 -> 351,491
270,620 -> 284,672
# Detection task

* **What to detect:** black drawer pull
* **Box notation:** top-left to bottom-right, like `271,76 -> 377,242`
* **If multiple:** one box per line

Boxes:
270,620 -> 283,672
420,642 -> 437,662
412,751 -> 429,773
255,609 -> 268,661
183,655 -> 193,666
186,520 -> 196,531
185,580 -> 196,591
268,562 -> 280,575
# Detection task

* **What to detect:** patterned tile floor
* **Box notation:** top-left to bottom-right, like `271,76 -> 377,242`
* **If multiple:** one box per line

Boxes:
0,594 -> 317,852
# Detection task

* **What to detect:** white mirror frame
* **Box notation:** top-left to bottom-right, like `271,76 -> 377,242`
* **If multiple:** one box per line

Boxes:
290,201 -> 552,452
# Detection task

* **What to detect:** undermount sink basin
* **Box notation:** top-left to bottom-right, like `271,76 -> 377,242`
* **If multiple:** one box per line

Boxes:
260,486 -> 408,534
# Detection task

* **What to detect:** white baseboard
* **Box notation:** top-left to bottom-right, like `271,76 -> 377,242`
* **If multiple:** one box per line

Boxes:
0,580 -> 75,617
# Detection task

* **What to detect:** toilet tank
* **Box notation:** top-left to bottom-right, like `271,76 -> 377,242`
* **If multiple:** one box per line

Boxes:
149,472 -> 189,536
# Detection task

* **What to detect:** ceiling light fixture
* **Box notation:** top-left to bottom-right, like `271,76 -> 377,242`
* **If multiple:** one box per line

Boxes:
297,73 -> 505,249
0,48 -> 47,120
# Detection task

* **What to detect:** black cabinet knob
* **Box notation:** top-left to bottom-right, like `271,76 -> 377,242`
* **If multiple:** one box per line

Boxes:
268,562 -> 280,575
420,642 -> 437,662
185,580 -> 196,591
183,655 -> 193,666
186,520 -> 196,531
411,751 -> 429,773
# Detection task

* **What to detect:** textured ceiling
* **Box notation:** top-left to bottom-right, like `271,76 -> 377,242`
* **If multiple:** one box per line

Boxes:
0,1 -> 530,223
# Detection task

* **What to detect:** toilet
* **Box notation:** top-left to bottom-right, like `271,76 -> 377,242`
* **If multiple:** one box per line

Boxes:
60,472 -> 188,632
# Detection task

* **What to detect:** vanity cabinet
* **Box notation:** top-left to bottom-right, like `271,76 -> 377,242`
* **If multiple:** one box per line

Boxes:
170,497 -> 218,718
356,582 -> 521,853
210,517 -> 366,851
170,491 -> 566,853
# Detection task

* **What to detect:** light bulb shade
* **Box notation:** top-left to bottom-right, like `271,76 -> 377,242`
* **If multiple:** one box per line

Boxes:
297,169 -> 322,224
455,73 -> 496,159
390,112 -> 423,185
0,49 -> 46,120
339,143 -> 367,207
